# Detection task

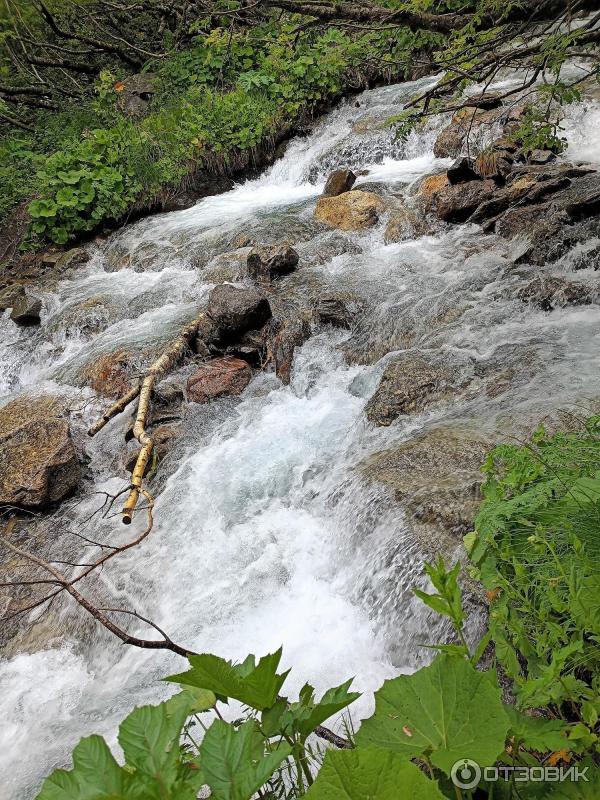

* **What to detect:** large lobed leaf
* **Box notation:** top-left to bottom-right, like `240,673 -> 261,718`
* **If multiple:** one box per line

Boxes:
165,648 -> 289,710
356,654 -> 509,774
198,719 -> 291,800
304,748 -> 445,799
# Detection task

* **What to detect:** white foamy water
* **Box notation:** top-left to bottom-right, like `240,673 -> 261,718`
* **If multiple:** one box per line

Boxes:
1,73 -> 600,799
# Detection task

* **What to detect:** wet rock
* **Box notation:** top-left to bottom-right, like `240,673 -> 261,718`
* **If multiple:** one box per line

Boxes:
117,73 -> 157,117
529,149 -> 556,165
314,190 -> 385,231
447,157 -> 479,185
323,169 -> 356,197
205,247 -> 252,284
516,276 -> 598,311
0,284 -> 25,312
0,394 -> 80,508
417,173 -> 449,199
364,426 -> 491,535
316,297 -> 351,328
83,349 -> 135,398
247,244 -> 299,282
54,248 -> 90,273
365,351 -> 473,426
153,380 -> 185,408
10,292 -> 42,326
384,203 -> 430,243
207,284 -> 272,340
271,315 -> 311,384
187,356 -> 252,403
552,172 -> 600,218
427,179 -> 496,223
433,106 -> 506,159
494,203 -> 556,239
125,423 -> 180,474
225,328 -> 268,367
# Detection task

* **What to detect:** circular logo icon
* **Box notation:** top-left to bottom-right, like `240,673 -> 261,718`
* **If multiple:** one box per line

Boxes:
451,758 -> 482,790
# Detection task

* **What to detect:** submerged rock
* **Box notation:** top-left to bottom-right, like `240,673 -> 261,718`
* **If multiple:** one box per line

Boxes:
364,426 -> 491,535
316,296 -> 351,328
0,284 -> 25,312
125,423 -> 181,474
366,351 -> 473,426
10,292 -> 42,326
207,284 -> 272,340
0,394 -> 80,508
314,190 -> 385,230
247,244 -> 299,282
516,275 -> 598,310
323,169 -> 356,197
384,202 -> 431,243
271,314 -> 311,385
187,356 -> 252,403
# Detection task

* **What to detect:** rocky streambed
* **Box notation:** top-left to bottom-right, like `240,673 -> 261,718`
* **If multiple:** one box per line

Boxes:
1,72 -> 600,798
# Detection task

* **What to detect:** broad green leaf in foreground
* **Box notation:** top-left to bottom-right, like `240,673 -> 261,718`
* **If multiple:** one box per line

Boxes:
198,719 -> 291,800
165,648 -> 289,710
117,693 -> 194,788
356,654 -> 509,774
304,748 -> 445,800
36,735 -> 125,800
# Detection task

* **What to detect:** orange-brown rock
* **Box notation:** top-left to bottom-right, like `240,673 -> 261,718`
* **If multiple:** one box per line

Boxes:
187,357 -> 252,403
314,190 -> 385,231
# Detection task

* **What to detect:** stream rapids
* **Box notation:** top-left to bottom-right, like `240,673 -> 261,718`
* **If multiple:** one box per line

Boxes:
1,72 -> 600,799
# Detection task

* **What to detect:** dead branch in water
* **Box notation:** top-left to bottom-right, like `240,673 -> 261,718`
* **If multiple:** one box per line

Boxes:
87,313 -> 206,524
0,513 -> 352,748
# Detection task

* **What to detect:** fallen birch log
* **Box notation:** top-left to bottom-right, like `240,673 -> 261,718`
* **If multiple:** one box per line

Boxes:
88,313 -> 206,524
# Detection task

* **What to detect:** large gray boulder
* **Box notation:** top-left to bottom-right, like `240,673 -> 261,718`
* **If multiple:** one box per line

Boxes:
0,395 -> 80,508
207,284 -> 272,340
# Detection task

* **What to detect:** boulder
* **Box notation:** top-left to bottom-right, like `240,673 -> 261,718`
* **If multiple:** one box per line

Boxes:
0,395 -> 80,508
316,297 -> 351,328
365,351 -> 473,426
271,315 -> 311,384
384,203 -> 430,243
247,244 -> 299,282
433,106 -> 503,159
10,293 -> 42,326
323,169 -> 356,197
529,149 -> 556,165
54,247 -> 90,273
207,284 -> 272,340
314,190 -> 385,231
364,426 -> 491,535
0,284 -> 25,312
516,276 -> 597,311
116,73 -> 157,117
187,357 -> 252,403
552,172 -> 600,218
417,173 -> 449,198
427,179 -> 496,222
447,157 -> 479,185
225,328 -> 268,367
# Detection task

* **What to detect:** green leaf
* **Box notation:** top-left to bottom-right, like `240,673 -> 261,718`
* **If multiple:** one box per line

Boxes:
356,654 -> 509,775
117,694 -> 192,789
29,198 -> 58,218
56,187 -> 79,207
36,736 -> 125,800
304,748 -> 445,799
505,707 -> 568,751
281,679 -> 360,739
165,648 -> 289,710
198,719 -> 291,800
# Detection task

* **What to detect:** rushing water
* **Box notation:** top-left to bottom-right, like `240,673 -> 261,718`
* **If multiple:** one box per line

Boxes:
1,74 -> 600,799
